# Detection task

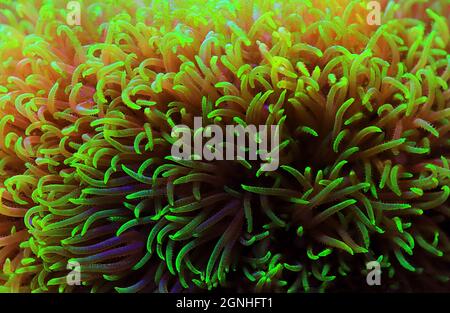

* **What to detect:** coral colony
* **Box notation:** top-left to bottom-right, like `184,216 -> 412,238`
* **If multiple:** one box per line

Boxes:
0,0 -> 449,293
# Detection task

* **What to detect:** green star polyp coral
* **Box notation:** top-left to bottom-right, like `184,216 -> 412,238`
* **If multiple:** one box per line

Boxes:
0,0 -> 449,293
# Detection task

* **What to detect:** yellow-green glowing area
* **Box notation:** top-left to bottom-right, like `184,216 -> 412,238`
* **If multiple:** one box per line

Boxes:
0,0 -> 449,292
